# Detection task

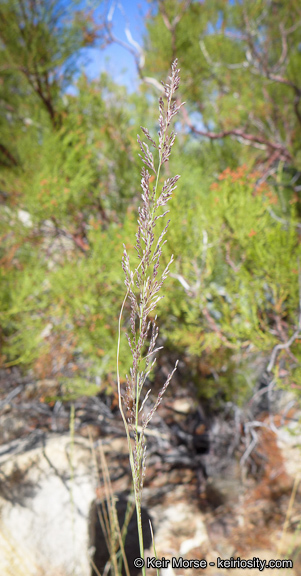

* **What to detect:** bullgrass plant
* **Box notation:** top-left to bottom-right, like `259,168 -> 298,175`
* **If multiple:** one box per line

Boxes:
117,60 -> 184,573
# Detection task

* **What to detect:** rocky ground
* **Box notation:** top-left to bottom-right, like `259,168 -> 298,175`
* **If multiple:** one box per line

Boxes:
0,366 -> 301,576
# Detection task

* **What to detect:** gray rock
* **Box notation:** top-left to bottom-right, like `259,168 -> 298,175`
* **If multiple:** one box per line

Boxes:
0,434 -> 96,576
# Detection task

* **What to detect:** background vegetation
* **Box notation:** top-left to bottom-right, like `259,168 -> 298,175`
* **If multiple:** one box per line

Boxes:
1,0 -> 301,408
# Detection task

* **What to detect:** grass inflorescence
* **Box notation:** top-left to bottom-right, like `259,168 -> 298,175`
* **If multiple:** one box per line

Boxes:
117,59 -> 184,573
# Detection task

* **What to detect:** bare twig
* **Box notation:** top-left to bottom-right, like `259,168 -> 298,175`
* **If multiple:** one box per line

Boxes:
181,105 -> 291,161
267,260 -> 301,373
225,243 -> 246,273
0,384 -> 23,410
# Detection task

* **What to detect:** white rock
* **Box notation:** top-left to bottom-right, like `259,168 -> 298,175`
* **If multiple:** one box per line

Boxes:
149,498 -> 209,559
17,209 -> 32,227
180,517 -> 208,554
0,435 -> 96,576
39,323 -> 53,340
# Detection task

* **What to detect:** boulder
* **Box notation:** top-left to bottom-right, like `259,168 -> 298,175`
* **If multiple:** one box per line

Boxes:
0,434 -> 96,576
